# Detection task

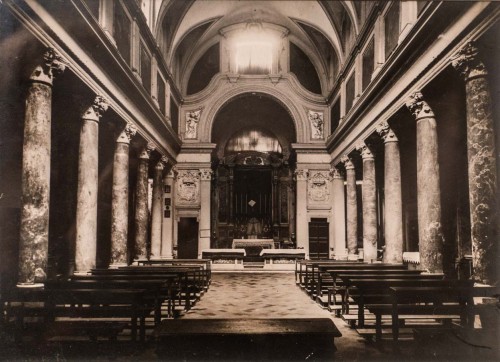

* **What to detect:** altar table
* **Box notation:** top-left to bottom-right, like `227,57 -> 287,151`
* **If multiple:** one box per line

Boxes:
232,239 -> 275,249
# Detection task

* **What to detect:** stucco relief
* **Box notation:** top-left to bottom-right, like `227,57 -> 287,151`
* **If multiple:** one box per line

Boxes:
185,109 -> 201,139
308,110 -> 324,139
307,171 -> 331,202
177,170 -> 200,204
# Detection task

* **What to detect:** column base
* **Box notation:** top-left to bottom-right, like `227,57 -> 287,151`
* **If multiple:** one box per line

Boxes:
17,282 -> 44,289
160,255 -> 174,260
347,254 -> 359,261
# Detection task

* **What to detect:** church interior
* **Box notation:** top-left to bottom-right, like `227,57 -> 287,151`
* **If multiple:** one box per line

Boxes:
0,0 -> 499,360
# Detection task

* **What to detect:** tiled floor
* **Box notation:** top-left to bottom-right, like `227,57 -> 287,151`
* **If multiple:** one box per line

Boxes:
181,272 -> 393,360
184,272 -> 327,319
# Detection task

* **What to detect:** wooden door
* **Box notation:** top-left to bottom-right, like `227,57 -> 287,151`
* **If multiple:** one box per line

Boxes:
178,217 -> 199,259
309,218 -> 329,260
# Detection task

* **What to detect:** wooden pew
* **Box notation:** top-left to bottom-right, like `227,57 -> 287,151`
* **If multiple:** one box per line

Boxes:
344,278 -> 466,329
368,284 -> 474,342
311,263 -> 408,298
295,260 -> 358,288
324,270 -> 425,312
120,265 -> 208,298
119,265 -> 207,302
86,268 -> 197,311
45,279 -> 171,322
135,259 -> 212,287
5,287 -> 153,342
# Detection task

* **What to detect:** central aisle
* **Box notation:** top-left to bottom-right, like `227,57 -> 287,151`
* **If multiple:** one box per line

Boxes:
184,272 -> 328,319
180,272 -> 397,360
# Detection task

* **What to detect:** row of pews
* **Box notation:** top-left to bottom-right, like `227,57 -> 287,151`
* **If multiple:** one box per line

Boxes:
0,259 -> 211,343
296,259 -> 498,343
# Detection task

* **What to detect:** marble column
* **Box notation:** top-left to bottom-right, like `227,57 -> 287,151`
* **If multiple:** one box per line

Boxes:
134,143 -> 154,260
376,121 -> 403,263
199,169 -> 213,256
331,168 -> 347,259
452,43 -> 498,284
74,96 -> 109,274
406,91 -> 445,273
341,156 -> 358,257
357,143 -> 378,262
161,168 -> 175,259
150,157 -> 168,259
17,48 -> 65,287
295,169 -> 309,256
110,122 -> 137,267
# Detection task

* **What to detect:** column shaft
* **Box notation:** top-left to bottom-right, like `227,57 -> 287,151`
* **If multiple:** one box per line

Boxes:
110,124 -> 136,267
332,169 -> 347,259
452,43 -> 498,283
18,74 -> 53,284
134,145 -> 153,260
342,157 -> 358,256
150,158 -> 166,258
377,122 -> 403,263
75,96 -> 108,273
360,151 -> 378,262
406,92 -> 444,273
18,49 -> 64,286
383,141 -> 403,263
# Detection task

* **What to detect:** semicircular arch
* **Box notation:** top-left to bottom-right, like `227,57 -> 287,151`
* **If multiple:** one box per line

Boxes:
200,85 -> 307,144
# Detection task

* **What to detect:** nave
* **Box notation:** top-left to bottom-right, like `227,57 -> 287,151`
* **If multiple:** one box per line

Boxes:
2,266 -> 498,361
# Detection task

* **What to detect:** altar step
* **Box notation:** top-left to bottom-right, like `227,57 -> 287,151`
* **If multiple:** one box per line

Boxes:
243,261 -> 265,269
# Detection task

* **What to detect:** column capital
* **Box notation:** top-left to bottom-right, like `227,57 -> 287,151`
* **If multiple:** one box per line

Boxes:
331,167 -> 344,179
405,91 -> 435,120
294,169 -> 309,181
356,142 -> 375,160
200,168 -> 213,181
116,122 -> 137,144
139,142 -> 155,159
155,156 -> 168,170
340,155 -> 355,170
451,42 -> 487,81
30,47 -> 66,85
82,95 -> 109,122
376,121 -> 398,143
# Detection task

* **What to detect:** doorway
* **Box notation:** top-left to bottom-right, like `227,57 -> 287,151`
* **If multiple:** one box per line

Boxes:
178,217 -> 199,259
309,218 -> 329,260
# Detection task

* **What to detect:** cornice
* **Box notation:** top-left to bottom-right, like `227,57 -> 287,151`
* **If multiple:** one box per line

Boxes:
180,143 -> 217,154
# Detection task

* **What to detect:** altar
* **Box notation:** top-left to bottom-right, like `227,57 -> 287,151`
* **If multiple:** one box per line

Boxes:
232,239 -> 275,249
232,239 -> 275,257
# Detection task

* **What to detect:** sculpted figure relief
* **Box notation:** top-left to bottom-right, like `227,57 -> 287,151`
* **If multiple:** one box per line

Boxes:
185,110 -> 201,139
308,111 -> 324,139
